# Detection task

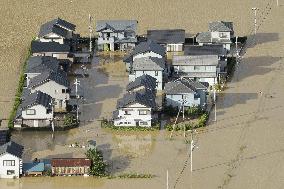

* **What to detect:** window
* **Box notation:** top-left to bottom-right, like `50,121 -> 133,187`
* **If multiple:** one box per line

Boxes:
139,110 -> 148,115
194,66 -> 202,71
3,160 -> 15,166
155,71 -> 159,76
156,82 -> 159,87
7,170 -> 15,175
219,32 -> 227,38
62,89 -> 69,93
59,100 -> 63,108
26,109 -> 36,115
124,110 -> 131,115
140,122 -> 148,126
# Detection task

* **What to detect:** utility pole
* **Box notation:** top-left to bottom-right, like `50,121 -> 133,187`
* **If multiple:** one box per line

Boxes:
252,8 -> 259,36
235,36 -> 239,57
89,14 -> 93,52
74,78 -> 80,122
49,99 -> 54,132
190,130 -> 193,172
277,0 -> 279,6
214,87 -> 217,122
182,98 -> 186,138
166,170 -> 169,189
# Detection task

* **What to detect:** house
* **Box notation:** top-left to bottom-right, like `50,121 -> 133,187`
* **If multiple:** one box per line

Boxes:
147,29 -> 185,52
126,74 -> 157,93
37,18 -> 76,44
164,78 -> 208,109
184,44 -> 227,72
29,71 -> 70,112
51,158 -> 91,176
129,57 -> 167,90
113,90 -> 156,127
96,20 -> 138,51
24,56 -> 62,87
172,55 -> 220,86
14,91 -> 53,128
31,41 -> 73,62
23,162 -> 45,176
0,141 -> 24,179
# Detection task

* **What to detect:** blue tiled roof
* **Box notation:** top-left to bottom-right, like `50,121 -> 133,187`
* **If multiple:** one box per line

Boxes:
23,162 -> 45,172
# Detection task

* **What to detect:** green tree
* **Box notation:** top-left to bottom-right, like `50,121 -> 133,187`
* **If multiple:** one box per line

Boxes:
85,148 -> 107,176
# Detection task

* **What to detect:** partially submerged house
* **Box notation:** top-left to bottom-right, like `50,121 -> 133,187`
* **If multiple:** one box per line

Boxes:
196,21 -> 234,51
51,158 -> 91,176
172,55 -> 220,86
147,29 -> 185,52
123,40 -> 166,71
31,41 -> 73,62
164,78 -> 208,109
0,141 -> 24,179
29,71 -> 70,112
24,56 -> 62,87
113,90 -> 156,127
126,74 -> 157,93
129,57 -> 167,90
37,18 -> 76,44
96,20 -> 138,51
14,91 -> 53,128
184,44 -> 227,72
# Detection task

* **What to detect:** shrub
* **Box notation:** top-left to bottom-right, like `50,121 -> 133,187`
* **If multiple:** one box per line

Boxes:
63,115 -> 77,126
117,173 -> 155,179
85,148 -> 107,177
196,113 -> 209,128
185,105 -> 204,118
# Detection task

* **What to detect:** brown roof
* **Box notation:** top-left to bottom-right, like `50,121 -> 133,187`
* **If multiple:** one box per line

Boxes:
51,158 -> 91,167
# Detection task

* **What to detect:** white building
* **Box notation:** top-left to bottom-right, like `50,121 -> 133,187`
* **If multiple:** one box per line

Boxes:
129,57 -> 167,90
37,18 -> 76,44
96,20 -> 138,51
172,55 -> 220,86
113,90 -> 156,127
0,141 -> 24,179
29,71 -> 70,112
164,78 -> 208,109
14,91 -> 53,128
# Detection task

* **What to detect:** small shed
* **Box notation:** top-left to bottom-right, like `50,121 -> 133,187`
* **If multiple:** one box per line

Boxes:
51,158 -> 91,176
23,162 -> 45,176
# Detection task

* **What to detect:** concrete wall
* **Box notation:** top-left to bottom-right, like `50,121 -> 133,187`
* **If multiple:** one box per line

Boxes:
0,154 -> 21,179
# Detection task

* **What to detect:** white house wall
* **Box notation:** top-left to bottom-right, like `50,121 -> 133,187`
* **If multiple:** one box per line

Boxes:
0,154 -> 21,179
130,70 -> 163,90
21,104 -> 53,120
166,93 -> 201,108
133,51 -> 163,61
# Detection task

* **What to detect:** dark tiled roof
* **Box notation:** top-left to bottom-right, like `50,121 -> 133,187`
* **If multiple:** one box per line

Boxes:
117,90 -> 156,109
31,41 -> 70,53
0,141 -> 24,158
125,40 -> 166,60
147,29 -> 185,44
209,21 -> 233,32
165,79 -> 207,94
25,56 -> 60,74
126,75 -> 157,92
172,55 -> 219,66
132,57 -> 165,71
51,158 -> 91,167
29,71 -> 69,88
20,91 -> 52,110
196,32 -> 212,43
0,130 -> 8,146
96,20 -> 138,32
39,24 -> 68,38
184,44 -> 226,56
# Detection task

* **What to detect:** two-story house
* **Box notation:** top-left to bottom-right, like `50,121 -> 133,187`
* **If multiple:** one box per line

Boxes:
0,141 -> 24,179
31,41 -> 73,62
14,91 -> 53,128
37,18 -> 76,44
129,57 -> 167,90
172,55 -> 220,86
24,56 -> 62,87
147,29 -> 185,52
196,21 -> 234,52
28,71 -> 70,112
126,74 -> 157,93
96,20 -> 138,51
184,44 -> 227,73
164,78 -> 208,109
123,40 -> 166,71
113,90 -> 156,127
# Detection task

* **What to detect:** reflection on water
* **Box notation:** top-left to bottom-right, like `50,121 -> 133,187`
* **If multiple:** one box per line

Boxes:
0,177 -> 105,189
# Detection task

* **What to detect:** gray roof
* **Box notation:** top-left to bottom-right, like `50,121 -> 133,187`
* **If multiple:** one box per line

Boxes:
165,79 -> 207,95
209,21 -> 233,32
0,141 -> 24,158
96,20 -> 138,32
196,32 -> 212,43
172,55 -> 219,66
124,40 -> 166,62
20,91 -> 52,110
0,130 -> 8,146
147,29 -> 185,44
132,57 -> 165,71
126,74 -> 157,92
39,18 -> 76,37
117,90 -> 156,109
29,71 -> 69,88
25,56 -> 60,74
175,72 -> 217,78
31,41 -> 70,53
184,45 -> 226,57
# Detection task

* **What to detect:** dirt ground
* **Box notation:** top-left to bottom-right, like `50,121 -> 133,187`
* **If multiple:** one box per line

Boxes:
1,0 -> 284,189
